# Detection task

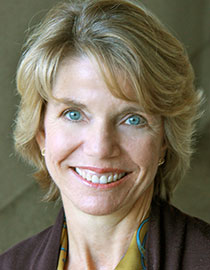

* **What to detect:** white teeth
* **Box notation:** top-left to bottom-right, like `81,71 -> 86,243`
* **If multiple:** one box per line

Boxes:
113,174 -> 118,181
86,173 -> 92,181
100,175 -> 108,184
92,175 -> 99,183
108,175 -> 113,183
119,173 -> 124,179
82,170 -> 86,179
75,168 -> 126,184
75,168 -> 81,175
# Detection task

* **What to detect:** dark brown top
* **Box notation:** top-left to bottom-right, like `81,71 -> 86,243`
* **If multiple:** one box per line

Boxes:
1,198 -> 210,269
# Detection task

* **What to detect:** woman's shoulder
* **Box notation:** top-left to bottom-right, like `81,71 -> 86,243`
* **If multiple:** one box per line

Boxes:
151,197 -> 210,236
0,226 -> 52,269
147,198 -> 210,269
0,208 -> 64,270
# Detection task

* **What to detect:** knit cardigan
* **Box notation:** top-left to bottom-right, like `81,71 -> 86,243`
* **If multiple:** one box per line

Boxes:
1,199 -> 210,269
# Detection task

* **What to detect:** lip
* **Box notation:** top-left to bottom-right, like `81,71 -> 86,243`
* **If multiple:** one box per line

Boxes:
75,166 -> 127,174
70,167 -> 131,189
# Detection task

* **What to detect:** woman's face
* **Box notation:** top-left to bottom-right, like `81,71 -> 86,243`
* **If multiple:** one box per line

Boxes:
37,56 -> 166,216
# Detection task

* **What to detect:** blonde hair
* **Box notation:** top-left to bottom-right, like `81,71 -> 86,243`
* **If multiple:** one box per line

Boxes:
15,0 -> 202,201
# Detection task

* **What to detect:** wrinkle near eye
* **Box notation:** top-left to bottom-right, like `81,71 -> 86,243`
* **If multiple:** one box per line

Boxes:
147,117 -> 164,137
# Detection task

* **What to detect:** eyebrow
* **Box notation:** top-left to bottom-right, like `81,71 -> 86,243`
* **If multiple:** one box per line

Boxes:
54,97 -> 145,115
54,97 -> 88,110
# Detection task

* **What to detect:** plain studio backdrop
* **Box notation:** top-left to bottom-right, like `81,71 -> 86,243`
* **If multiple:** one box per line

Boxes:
0,0 -> 210,253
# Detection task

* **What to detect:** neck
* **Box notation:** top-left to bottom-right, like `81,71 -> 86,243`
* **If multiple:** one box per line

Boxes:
62,184 -> 153,270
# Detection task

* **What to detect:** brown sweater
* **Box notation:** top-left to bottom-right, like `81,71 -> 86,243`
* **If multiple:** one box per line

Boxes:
0,199 -> 210,269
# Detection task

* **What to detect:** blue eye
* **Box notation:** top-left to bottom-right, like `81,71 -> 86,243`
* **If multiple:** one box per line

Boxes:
65,110 -> 82,121
125,115 -> 146,126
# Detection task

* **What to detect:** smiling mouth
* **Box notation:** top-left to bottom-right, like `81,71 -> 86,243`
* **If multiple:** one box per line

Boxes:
74,167 -> 128,184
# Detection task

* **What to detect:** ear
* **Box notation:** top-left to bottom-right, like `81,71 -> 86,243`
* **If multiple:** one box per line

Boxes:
36,128 -> 46,151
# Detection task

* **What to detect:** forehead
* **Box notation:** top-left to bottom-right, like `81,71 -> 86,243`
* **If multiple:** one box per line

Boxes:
53,55 -> 139,102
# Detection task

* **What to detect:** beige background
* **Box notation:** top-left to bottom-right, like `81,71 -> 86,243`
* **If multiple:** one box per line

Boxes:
0,0 -> 210,253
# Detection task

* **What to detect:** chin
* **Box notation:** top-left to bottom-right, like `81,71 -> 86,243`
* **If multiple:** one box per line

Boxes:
71,196 -> 126,216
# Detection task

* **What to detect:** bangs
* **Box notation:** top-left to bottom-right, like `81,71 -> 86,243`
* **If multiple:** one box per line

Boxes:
85,49 -> 152,113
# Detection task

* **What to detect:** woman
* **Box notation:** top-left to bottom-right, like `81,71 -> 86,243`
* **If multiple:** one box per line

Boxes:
0,0 -> 210,269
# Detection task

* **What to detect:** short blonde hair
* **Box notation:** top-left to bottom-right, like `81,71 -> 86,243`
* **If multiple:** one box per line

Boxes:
15,0 -> 202,201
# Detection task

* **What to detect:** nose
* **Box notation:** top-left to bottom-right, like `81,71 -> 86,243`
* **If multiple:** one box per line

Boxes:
83,122 -> 120,159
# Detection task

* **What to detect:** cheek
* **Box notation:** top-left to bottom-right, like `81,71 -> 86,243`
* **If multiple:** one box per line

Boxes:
123,133 -> 161,169
44,126 -> 80,163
